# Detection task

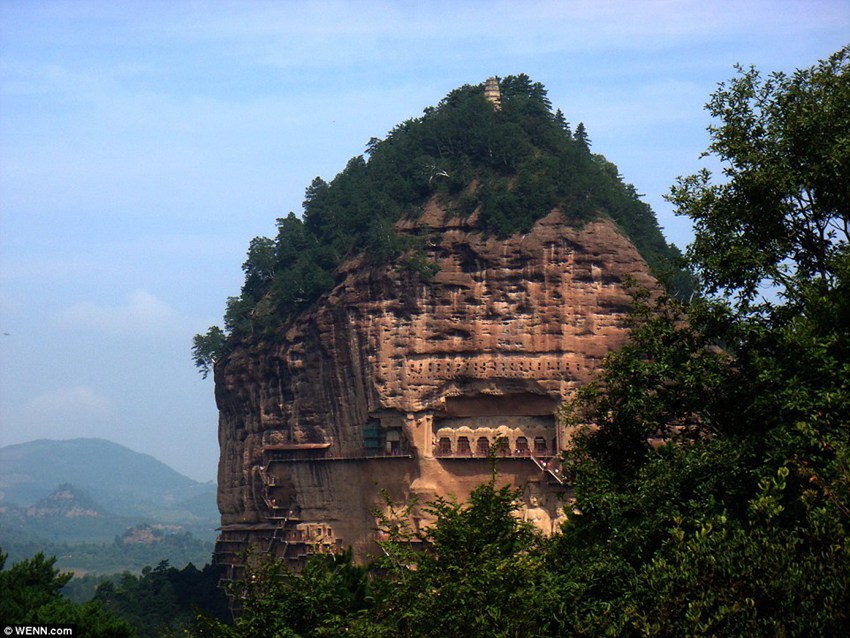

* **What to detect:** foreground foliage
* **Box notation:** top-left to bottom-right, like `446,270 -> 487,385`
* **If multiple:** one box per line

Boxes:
0,551 -> 229,638
551,45 -> 850,636
195,477 -> 551,638
0,550 -> 133,637
186,46 -> 850,637
93,560 -> 230,638
3,528 -> 214,577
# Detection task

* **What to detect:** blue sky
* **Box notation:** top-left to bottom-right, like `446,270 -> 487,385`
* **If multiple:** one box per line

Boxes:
1,1 -> 848,482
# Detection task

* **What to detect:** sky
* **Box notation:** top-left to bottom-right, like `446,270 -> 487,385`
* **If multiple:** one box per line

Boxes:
1,1 -> 848,482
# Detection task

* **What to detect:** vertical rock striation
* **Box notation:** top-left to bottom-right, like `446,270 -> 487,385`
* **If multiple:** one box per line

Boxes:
214,203 -> 657,574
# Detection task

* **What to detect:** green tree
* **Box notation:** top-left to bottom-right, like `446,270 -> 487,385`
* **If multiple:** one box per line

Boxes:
549,46 -> 850,635
241,236 -> 277,301
624,465 -> 850,636
563,289 -> 741,478
193,550 -> 373,638
94,560 -> 229,637
191,325 -> 229,379
573,122 -> 590,149
668,45 -> 850,308
275,212 -> 315,271
0,550 -> 132,637
365,472 -> 551,638
191,474 -> 551,637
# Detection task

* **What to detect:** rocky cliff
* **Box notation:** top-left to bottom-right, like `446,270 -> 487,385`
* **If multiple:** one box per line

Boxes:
214,201 -> 657,573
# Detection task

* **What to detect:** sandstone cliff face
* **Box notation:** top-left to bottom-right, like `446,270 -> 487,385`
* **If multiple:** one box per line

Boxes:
214,204 -> 656,569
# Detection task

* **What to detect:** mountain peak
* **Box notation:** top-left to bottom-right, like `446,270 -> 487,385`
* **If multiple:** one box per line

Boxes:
27,483 -> 103,519
0,439 -> 219,546
205,76 -> 687,575
194,74 -> 688,368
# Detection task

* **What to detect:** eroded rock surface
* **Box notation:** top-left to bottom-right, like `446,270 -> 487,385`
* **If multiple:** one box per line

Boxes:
214,206 -> 656,572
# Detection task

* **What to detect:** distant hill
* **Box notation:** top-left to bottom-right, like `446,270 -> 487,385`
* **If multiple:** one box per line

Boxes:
0,438 -> 204,505
0,438 -> 218,544
30,483 -> 104,517
0,483 -> 133,545
0,475 -> 216,575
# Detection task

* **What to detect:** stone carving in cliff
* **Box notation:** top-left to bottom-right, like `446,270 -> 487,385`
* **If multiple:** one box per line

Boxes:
214,201 -> 657,577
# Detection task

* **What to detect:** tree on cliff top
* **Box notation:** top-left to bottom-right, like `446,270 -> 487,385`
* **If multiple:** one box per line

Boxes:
193,74 -> 687,373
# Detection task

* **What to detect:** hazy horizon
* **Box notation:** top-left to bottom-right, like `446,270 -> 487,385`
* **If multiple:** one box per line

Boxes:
0,435 -> 215,484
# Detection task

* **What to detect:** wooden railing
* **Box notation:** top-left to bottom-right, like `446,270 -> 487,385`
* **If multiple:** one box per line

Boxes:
434,448 -> 556,459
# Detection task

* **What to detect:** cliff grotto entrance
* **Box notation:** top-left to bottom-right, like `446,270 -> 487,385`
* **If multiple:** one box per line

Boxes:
516,436 -> 529,456
534,436 -> 548,455
438,437 -> 452,456
364,411 -> 411,457
431,390 -> 559,459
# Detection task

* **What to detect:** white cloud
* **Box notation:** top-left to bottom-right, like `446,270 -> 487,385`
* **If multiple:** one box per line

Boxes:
174,0 -> 849,64
56,290 -> 180,335
19,385 -> 113,433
